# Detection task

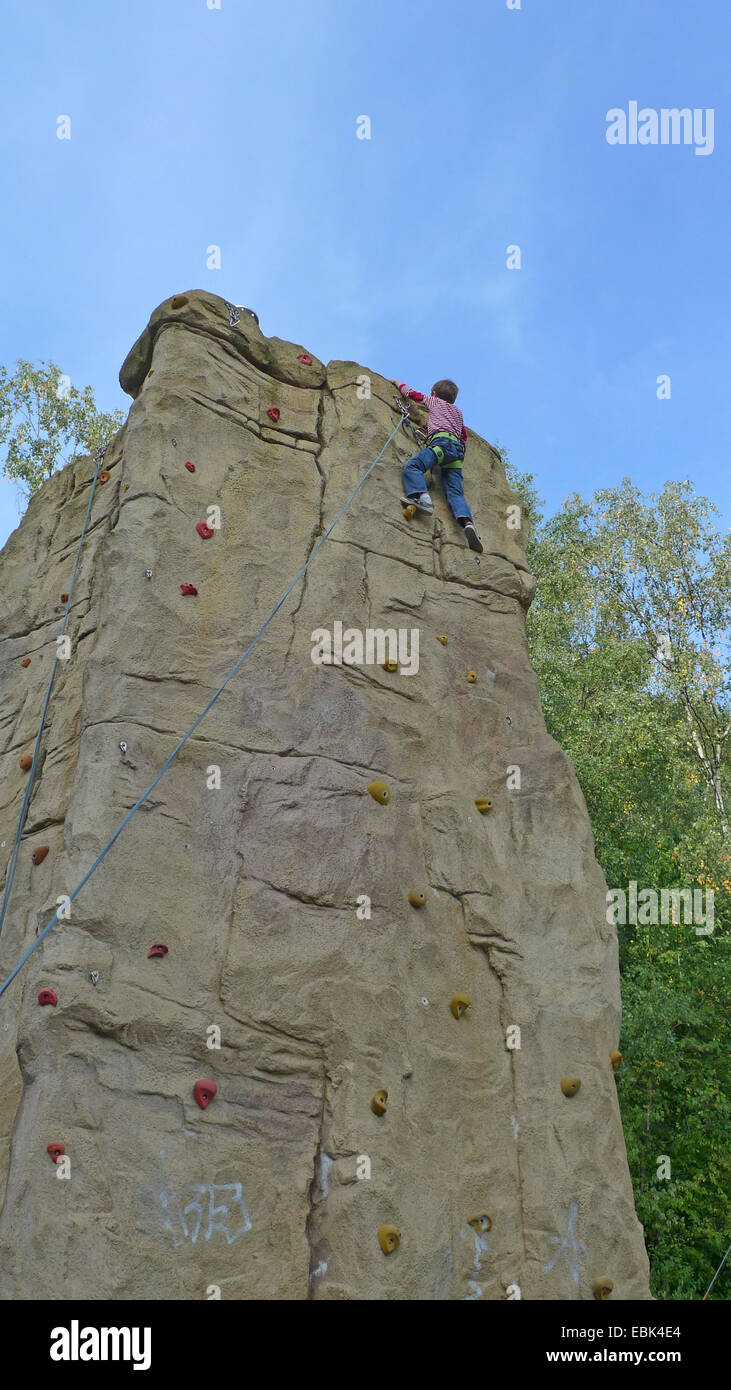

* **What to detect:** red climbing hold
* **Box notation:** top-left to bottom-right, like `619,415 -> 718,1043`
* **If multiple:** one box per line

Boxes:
179,582 -> 198,596
147,942 -> 168,958
196,521 -> 215,540
267,407 -> 280,422
193,1079 -> 217,1110
38,988 -> 58,1007
21,657 -> 31,667
32,846 -> 50,866
185,461 -> 196,473
47,1142 -> 65,1162
297,354 -> 312,365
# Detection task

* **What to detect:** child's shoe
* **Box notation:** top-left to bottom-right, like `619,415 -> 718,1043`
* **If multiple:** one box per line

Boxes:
401,493 -> 434,515
463,520 -> 483,553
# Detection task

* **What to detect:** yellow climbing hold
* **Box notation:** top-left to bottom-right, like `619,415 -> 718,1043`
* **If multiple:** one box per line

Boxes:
370,1089 -> 388,1116
610,1050 -> 622,1069
378,1225 -> 401,1255
468,1213 -> 492,1233
466,671 -> 477,683
561,1078 -> 581,1098
368,780 -> 390,805
450,994 -> 471,1019
592,1276 -> 613,1300
407,890 -> 426,908
402,504 -> 416,520
382,660 -> 398,672
436,634 -> 448,645
474,797 -> 493,813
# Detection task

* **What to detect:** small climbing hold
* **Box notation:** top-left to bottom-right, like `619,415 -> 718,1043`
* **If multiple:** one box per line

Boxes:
147,943 -> 168,959
297,353 -> 312,365
21,657 -> 31,667
378,1225 -> 401,1255
506,715 -> 512,726
170,294 -> 189,310
196,521 -> 215,540
19,754 -> 33,772
267,407 -> 280,422
123,483 -> 130,491
474,797 -> 493,813
367,780 -> 390,805
193,1079 -> 217,1110
466,671 -> 477,683
436,634 -> 448,645
402,504 -> 416,520
99,469 -> 111,484
381,660 -> 398,672
32,846 -> 50,866
407,890 -> 426,908
179,582 -> 198,596
185,461 -> 196,473
147,369 -> 154,378
370,1089 -> 388,1116
47,1142 -> 65,1162
610,1050 -> 622,1069
145,569 -> 153,579
592,1277 -> 613,1301
38,988 -> 58,1007
450,994 -> 471,1019
119,741 -> 128,754
171,437 -> 177,446
468,1213 -> 492,1233
561,1078 -> 581,1098
90,971 -> 99,985
61,592 -> 69,603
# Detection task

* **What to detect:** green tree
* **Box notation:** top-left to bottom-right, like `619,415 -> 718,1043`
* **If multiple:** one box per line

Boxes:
0,358 -> 125,500
526,477 -> 731,1300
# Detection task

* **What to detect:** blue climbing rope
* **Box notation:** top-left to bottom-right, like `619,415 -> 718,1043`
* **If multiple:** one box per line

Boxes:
0,443 -> 108,945
0,414 -> 404,999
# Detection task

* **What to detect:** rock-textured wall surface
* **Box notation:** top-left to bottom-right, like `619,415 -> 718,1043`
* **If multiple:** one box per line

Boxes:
0,290 -> 650,1300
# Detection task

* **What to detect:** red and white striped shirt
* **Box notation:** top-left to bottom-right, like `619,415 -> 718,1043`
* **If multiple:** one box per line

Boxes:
397,383 -> 467,449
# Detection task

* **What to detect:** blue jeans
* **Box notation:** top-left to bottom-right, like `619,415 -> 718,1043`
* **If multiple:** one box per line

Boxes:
402,436 -> 472,522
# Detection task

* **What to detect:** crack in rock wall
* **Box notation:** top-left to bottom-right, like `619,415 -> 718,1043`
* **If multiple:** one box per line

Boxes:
0,289 -> 651,1300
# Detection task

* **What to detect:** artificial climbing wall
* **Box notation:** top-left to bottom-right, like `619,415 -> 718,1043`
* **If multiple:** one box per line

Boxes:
0,290 -> 651,1300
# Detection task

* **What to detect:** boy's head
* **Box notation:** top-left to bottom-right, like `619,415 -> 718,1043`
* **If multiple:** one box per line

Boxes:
431,379 -> 459,403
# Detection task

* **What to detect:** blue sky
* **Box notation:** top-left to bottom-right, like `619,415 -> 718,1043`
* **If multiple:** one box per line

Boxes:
1,0 -> 728,545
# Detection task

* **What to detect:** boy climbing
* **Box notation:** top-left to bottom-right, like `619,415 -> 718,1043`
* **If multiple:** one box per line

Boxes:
392,377 -> 483,553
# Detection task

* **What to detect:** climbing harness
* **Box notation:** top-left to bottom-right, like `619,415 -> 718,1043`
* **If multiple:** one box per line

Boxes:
0,443 -> 108,945
0,416 -> 404,1000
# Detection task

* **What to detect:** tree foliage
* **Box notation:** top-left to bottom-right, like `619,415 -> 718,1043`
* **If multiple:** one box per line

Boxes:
0,359 -> 124,500
526,475 -> 731,1301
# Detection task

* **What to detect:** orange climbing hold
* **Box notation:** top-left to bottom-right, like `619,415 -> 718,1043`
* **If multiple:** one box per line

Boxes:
47,1142 -> 65,1162
99,469 -> 110,484
610,1050 -> 622,1069
194,1079 -> 217,1110
196,521 -> 215,540
61,592 -> 69,603
180,582 -> 198,596
402,504 -> 416,520
267,407 -> 280,422
21,657 -> 31,667
19,755 -> 32,772
38,988 -> 58,1007
32,846 -> 50,866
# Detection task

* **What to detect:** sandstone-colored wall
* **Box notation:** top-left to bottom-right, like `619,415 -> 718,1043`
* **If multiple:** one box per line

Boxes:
0,290 -> 650,1299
